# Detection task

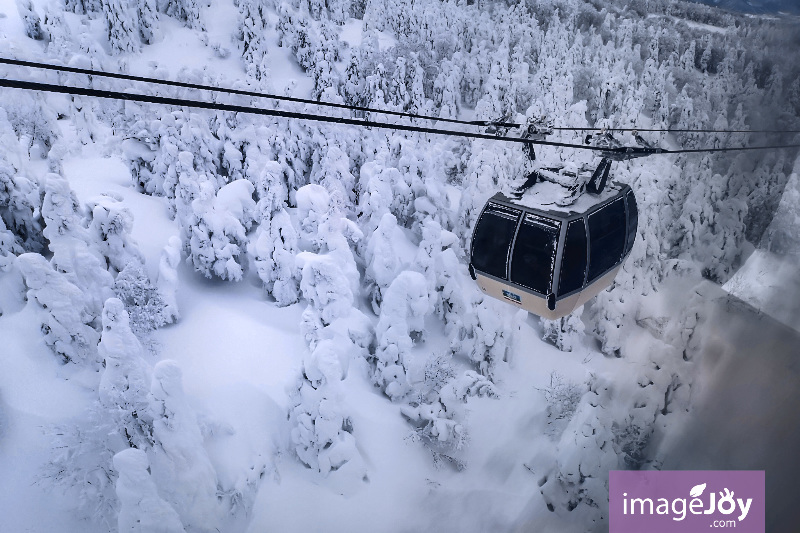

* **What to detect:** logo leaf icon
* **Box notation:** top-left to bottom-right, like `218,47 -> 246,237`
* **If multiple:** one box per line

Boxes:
690,483 -> 706,498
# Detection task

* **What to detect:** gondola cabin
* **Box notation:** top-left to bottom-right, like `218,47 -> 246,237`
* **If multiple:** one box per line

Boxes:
468,181 -> 637,320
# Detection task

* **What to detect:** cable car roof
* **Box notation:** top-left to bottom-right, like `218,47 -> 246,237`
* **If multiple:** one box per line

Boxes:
498,180 -> 629,219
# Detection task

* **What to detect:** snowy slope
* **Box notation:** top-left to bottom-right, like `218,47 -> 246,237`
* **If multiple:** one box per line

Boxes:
692,0 -> 800,15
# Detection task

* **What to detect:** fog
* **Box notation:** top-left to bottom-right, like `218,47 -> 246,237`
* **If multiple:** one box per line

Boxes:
659,292 -> 800,531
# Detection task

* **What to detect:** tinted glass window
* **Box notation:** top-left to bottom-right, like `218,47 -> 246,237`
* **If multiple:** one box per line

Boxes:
509,214 -> 559,294
625,191 -> 638,255
587,198 -> 626,281
471,204 -> 520,279
558,219 -> 588,296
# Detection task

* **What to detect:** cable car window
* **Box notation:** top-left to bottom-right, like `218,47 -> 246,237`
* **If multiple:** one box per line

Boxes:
587,198 -> 626,282
471,204 -> 520,279
558,219 -> 588,296
509,214 -> 560,295
625,191 -> 638,255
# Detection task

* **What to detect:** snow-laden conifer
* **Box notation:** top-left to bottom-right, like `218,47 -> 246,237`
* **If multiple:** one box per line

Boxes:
238,0 -> 270,81
149,360 -> 220,530
98,298 -> 154,448
184,179 -> 256,281
113,263 -> 169,336
252,208 -> 300,306
0,216 -> 22,268
296,252 -> 353,326
41,298 -> 153,526
157,236 -> 181,324
541,307 -> 586,353
373,270 -> 430,401
364,212 -> 403,313
16,0 -> 44,40
162,0 -> 204,30
41,176 -> 115,319
289,340 -> 366,477
0,166 -> 45,254
138,0 -> 158,44
17,253 -> 100,364
101,0 -> 140,54
114,449 -> 185,533
86,196 -> 145,274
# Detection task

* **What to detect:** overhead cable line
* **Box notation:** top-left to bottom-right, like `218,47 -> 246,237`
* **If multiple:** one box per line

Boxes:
0,56 -> 496,129
3,56 -> 799,135
0,77 -> 798,157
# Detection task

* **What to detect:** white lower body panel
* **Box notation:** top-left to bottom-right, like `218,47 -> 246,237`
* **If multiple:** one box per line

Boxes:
474,266 -> 622,320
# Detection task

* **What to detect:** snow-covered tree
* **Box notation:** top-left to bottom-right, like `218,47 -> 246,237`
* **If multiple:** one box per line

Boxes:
63,0 -> 101,14
295,183 -> 331,250
43,404 -> 123,526
148,360 -> 219,530
289,184 -> 371,481
162,0 -> 203,30
113,449 -> 185,533
309,25 -> 342,100
16,0 -> 44,40
0,219 -> 22,272
0,168 -> 45,254
86,197 -> 145,274
309,143 -> 354,209
41,175 -> 114,318
252,208 -> 300,306
101,0 -> 140,54
412,217 -> 458,311
449,297 -> 512,378
157,236 -> 181,324
238,0 -> 270,81
41,298 -> 153,525
184,179 -> 256,281
590,286 -> 627,358
113,263 -> 169,336
17,253 -> 100,365
542,404 -> 616,519
288,340 -> 366,479
357,158 -> 414,231
401,391 -> 468,467
138,0 -> 158,44
248,159 -> 287,217
125,113 -> 221,203
679,159 -> 747,282
541,307 -> 586,352
296,252 -> 354,326
364,212 -> 403,313
98,298 -> 154,448
373,271 -> 430,401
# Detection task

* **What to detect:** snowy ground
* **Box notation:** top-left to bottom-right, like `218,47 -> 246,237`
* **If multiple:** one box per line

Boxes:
0,136 -> 610,532
0,0 -> 798,531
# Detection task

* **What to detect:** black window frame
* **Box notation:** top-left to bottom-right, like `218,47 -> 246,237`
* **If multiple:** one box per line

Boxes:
586,197 -> 627,283
557,218 -> 589,297
470,203 -> 522,280
508,213 -> 561,295
624,190 -> 638,256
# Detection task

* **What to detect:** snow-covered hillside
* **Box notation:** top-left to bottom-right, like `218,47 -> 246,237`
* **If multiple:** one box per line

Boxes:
692,0 -> 800,15
0,0 -> 798,531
